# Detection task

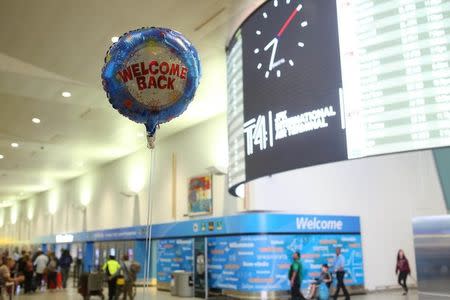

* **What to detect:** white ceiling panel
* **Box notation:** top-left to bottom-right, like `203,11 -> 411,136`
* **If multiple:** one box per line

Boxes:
0,0 -> 264,203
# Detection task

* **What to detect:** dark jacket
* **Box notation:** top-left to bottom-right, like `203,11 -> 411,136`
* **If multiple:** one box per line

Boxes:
59,254 -> 73,269
396,258 -> 411,274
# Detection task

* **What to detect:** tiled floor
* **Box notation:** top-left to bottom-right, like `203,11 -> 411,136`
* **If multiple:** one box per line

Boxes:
10,288 -> 421,299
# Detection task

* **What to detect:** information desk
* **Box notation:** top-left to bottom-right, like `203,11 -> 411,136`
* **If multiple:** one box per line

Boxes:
34,213 -> 365,298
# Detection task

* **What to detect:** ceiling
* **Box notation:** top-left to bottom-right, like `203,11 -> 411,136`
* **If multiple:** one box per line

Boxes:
0,0 -> 264,204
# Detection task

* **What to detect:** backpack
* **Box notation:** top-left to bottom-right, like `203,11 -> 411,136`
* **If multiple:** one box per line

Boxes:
129,261 -> 141,281
48,259 -> 57,272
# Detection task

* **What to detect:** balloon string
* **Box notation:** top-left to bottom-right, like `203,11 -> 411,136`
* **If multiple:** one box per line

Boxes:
142,147 -> 157,298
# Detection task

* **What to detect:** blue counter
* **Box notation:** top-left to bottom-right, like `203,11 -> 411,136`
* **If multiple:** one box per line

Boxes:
33,213 -> 364,293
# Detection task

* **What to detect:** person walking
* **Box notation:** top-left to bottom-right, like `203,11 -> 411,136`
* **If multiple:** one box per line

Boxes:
59,249 -> 73,289
333,247 -> 350,300
14,250 -> 25,294
33,251 -> 48,291
46,252 -> 58,291
103,255 -> 121,300
118,254 -> 135,300
395,249 -> 411,295
23,255 -> 34,294
12,248 -> 20,263
0,257 -> 24,300
16,250 -> 27,275
289,251 -> 304,300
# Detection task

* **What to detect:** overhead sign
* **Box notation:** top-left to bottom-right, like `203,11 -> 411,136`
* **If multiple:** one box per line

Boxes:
34,213 -> 360,244
55,234 -> 74,244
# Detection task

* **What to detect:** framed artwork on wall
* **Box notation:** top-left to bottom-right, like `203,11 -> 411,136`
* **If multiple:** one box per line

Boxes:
188,174 -> 213,216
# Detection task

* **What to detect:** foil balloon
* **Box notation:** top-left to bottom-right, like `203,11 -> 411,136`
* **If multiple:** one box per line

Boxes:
102,27 -> 201,148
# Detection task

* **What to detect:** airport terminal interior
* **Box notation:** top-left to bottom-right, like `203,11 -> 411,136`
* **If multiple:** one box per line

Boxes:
0,0 -> 450,299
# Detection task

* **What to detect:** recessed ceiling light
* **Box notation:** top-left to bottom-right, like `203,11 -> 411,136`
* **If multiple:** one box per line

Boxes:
32,117 -> 41,124
0,155 -> 3,159
111,36 -> 120,43
62,91 -> 71,98
11,143 -> 19,148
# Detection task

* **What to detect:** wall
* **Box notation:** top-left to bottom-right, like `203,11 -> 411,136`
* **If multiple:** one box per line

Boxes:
0,114 -> 242,241
432,147 -> 450,211
247,149 -> 447,291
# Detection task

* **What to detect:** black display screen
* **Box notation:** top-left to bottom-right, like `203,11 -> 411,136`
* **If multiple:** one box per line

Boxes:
240,0 -> 347,182
227,0 -> 450,194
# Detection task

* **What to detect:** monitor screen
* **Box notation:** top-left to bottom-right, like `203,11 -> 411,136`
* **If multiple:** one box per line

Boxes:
227,0 -> 450,192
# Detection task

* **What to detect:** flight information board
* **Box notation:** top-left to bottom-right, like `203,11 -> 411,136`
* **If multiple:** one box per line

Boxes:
340,0 -> 450,158
226,0 -> 450,193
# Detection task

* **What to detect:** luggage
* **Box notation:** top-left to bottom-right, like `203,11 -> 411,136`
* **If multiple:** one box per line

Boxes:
56,272 -> 62,289
318,282 -> 330,300
48,278 -> 56,289
78,273 -> 89,296
78,272 -> 105,300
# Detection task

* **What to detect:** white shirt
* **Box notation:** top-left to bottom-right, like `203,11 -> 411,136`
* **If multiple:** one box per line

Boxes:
34,254 -> 49,274
13,253 -> 20,261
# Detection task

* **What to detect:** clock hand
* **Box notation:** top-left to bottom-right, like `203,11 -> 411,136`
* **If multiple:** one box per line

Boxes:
264,38 -> 286,71
263,2 -> 301,71
277,2 -> 302,37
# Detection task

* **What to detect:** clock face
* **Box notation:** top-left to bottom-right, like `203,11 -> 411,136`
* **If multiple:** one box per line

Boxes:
253,0 -> 308,79
238,0 -> 346,182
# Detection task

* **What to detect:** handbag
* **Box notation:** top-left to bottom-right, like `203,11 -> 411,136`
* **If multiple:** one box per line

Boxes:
116,275 -> 125,286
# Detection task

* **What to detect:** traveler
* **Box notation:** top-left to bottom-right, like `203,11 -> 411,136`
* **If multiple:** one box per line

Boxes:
22,255 -> 34,294
306,263 -> 332,299
16,250 -> 27,292
47,252 -> 58,291
31,249 -> 40,263
395,249 -> 411,295
289,250 -> 304,300
59,249 -> 73,288
103,255 -> 121,300
332,247 -> 350,300
12,248 -> 20,262
118,254 -> 135,300
17,250 -> 27,275
0,257 -> 24,300
33,251 -> 49,291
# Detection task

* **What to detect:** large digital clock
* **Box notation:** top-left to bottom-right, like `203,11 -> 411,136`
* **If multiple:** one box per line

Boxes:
228,0 -> 450,195
236,0 -> 348,184
253,0 -> 308,79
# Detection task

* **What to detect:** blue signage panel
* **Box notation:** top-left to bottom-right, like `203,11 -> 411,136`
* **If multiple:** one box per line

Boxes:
157,238 -> 194,283
34,227 -> 148,244
208,234 -> 364,292
33,214 -> 360,243
151,214 -> 360,239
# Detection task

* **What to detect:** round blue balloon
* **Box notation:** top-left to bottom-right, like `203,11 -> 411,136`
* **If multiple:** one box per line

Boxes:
102,27 -> 201,137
